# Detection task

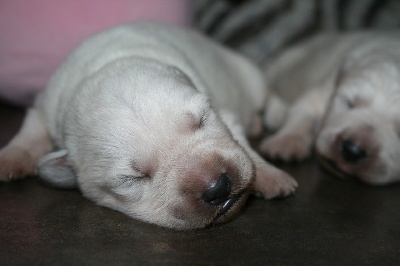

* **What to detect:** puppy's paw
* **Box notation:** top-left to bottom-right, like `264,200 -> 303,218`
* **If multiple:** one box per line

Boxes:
259,133 -> 312,161
263,95 -> 288,132
0,148 -> 35,181
252,159 -> 298,199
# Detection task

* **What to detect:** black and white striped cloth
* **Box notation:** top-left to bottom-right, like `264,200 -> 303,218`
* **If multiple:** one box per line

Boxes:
195,0 -> 400,64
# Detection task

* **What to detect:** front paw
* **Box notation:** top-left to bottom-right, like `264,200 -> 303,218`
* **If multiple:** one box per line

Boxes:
252,159 -> 298,199
0,148 -> 35,181
259,133 -> 313,161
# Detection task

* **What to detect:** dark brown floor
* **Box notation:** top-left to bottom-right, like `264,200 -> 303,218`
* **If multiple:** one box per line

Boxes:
1,102 -> 400,265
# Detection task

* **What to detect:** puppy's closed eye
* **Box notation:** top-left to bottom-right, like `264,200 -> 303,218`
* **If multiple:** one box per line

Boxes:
197,112 -> 208,129
118,171 -> 150,188
180,111 -> 209,132
131,160 -> 153,179
343,95 -> 369,109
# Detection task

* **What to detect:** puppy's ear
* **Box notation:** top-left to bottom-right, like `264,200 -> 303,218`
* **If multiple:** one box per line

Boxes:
335,61 -> 350,88
38,150 -> 77,188
167,65 -> 195,87
335,56 -> 358,87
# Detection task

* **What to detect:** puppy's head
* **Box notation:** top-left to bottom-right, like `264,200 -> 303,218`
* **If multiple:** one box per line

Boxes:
316,55 -> 400,185
41,58 -> 254,229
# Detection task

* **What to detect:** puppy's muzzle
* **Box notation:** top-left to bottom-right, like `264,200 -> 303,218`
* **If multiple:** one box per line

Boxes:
318,129 -> 379,181
201,173 -> 242,219
201,173 -> 231,205
340,139 -> 367,164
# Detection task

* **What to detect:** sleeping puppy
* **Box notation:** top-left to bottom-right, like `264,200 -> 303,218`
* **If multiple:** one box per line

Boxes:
0,22 -> 297,230
261,32 -> 400,185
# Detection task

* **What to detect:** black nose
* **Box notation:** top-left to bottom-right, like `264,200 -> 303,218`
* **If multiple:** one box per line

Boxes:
340,139 -> 367,164
201,173 -> 231,205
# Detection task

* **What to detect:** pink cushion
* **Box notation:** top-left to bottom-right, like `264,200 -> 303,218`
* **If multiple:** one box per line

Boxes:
0,0 -> 192,105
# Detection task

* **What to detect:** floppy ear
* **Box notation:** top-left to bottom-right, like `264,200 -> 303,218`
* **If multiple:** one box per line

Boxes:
38,150 -> 77,188
335,54 -> 365,88
335,58 -> 353,88
166,65 -> 196,87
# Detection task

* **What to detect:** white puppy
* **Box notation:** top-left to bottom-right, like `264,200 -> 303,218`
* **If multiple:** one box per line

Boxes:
0,22 -> 297,230
261,32 -> 400,185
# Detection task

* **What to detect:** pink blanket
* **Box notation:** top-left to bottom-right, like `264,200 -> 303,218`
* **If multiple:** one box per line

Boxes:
0,0 -> 191,105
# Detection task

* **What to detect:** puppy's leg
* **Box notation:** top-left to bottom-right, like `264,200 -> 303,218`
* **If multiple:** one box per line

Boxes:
0,108 -> 52,181
263,93 -> 288,133
220,111 -> 298,199
260,89 -> 330,161
247,94 -> 288,139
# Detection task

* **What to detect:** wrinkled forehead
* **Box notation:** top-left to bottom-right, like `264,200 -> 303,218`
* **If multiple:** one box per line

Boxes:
81,88 -> 213,156
332,70 -> 400,115
113,67 -> 210,112
87,63 -> 212,122
336,57 -> 400,96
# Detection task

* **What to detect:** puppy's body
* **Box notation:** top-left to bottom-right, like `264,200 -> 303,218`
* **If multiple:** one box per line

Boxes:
0,22 -> 297,229
261,32 -> 400,185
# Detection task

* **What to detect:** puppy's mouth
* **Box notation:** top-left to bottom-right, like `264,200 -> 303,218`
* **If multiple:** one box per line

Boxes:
317,155 -> 356,180
211,193 -> 244,223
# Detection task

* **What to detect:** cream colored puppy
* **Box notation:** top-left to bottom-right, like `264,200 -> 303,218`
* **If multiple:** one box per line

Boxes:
0,22 -> 297,230
261,32 -> 400,185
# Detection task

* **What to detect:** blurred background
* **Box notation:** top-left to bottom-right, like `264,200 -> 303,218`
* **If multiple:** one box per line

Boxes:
1,0 -> 400,105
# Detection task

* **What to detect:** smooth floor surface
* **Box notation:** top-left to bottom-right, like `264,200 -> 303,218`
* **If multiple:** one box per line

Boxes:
1,102 -> 400,265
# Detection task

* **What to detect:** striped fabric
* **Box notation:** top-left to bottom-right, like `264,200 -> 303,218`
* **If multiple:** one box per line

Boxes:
195,0 -> 400,63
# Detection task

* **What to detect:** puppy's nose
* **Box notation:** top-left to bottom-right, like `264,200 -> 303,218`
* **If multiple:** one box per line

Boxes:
340,139 -> 367,164
201,173 -> 231,205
